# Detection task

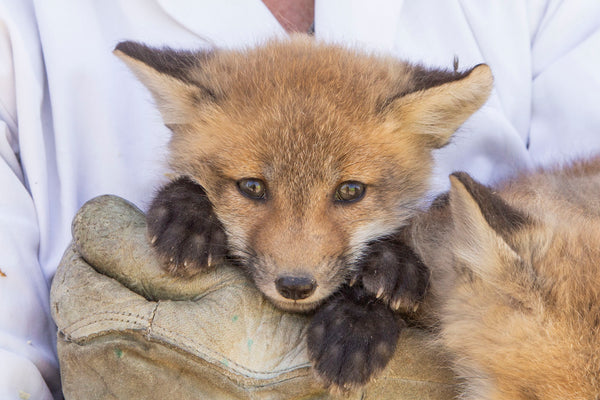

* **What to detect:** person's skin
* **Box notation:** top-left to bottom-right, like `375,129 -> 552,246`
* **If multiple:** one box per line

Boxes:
262,0 -> 314,33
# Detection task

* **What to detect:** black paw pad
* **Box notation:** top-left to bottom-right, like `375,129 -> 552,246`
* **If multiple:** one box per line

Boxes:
146,176 -> 227,276
307,286 -> 405,392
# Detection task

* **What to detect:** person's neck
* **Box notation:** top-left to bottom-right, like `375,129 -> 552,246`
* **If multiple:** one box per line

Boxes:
262,0 -> 315,33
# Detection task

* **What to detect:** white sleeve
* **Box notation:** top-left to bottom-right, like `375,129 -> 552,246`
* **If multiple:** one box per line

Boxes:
0,1 -> 60,398
528,0 -> 600,165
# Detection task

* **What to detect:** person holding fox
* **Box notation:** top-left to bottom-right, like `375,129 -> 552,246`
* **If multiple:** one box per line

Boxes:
1,0 -> 600,398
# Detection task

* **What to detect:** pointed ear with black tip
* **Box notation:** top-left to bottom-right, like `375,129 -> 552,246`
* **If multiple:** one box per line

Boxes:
113,41 -> 216,125
384,64 -> 493,149
451,172 -> 530,240
448,172 -> 533,286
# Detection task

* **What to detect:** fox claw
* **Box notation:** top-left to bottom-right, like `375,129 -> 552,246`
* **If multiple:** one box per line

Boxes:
349,275 -> 358,287
146,176 -> 227,277
354,233 -> 429,313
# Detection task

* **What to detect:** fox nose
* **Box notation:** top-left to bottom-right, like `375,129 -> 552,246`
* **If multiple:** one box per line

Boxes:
275,276 -> 317,300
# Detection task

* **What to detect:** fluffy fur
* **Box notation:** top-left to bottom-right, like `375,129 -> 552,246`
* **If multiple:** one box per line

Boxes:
114,36 -> 492,390
406,157 -> 600,399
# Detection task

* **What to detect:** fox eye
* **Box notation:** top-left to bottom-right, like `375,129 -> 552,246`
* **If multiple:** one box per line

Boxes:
335,181 -> 366,203
237,178 -> 267,200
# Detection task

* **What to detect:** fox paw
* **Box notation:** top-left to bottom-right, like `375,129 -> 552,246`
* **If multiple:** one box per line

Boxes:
307,286 -> 404,392
146,176 -> 227,277
351,234 -> 429,312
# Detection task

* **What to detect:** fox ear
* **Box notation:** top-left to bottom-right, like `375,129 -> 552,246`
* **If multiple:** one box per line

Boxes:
448,172 -> 532,283
447,173 -> 544,307
384,64 -> 493,149
114,41 -> 216,125
450,172 -> 530,240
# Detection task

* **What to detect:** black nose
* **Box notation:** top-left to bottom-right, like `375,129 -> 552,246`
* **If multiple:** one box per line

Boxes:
275,276 -> 317,300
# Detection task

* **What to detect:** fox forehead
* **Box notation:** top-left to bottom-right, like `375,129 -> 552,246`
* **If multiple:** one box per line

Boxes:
205,111 -> 396,178
175,45 -> 417,176
185,38 -> 415,113
173,72 -> 431,194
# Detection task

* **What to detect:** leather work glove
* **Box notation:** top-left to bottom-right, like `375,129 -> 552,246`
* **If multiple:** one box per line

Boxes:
51,195 -> 456,399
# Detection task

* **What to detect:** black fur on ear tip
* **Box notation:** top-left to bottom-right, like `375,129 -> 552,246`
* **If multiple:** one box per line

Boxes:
114,40 -> 136,54
450,171 -> 531,236
450,171 -> 475,187
113,40 -> 209,84
113,40 -> 156,60
449,171 -> 493,206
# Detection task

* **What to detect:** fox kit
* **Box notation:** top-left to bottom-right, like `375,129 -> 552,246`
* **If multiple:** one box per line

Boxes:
405,159 -> 600,399
114,36 -> 492,390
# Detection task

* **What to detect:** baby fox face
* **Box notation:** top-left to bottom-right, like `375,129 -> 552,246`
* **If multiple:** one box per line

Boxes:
115,36 -> 492,311
203,106 -> 437,311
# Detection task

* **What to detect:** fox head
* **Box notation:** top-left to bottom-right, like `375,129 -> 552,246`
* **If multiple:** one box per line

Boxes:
429,169 -> 600,399
115,36 -> 492,311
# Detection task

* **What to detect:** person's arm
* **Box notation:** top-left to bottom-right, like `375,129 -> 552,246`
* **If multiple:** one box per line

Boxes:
0,0 -> 60,398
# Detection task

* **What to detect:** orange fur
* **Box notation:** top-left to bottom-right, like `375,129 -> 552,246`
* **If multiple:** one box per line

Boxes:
115,36 -> 492,312
410,157 -> 600,399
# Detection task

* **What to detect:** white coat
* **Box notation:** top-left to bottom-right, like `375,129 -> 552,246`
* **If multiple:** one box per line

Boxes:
1,1 -> 599,398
